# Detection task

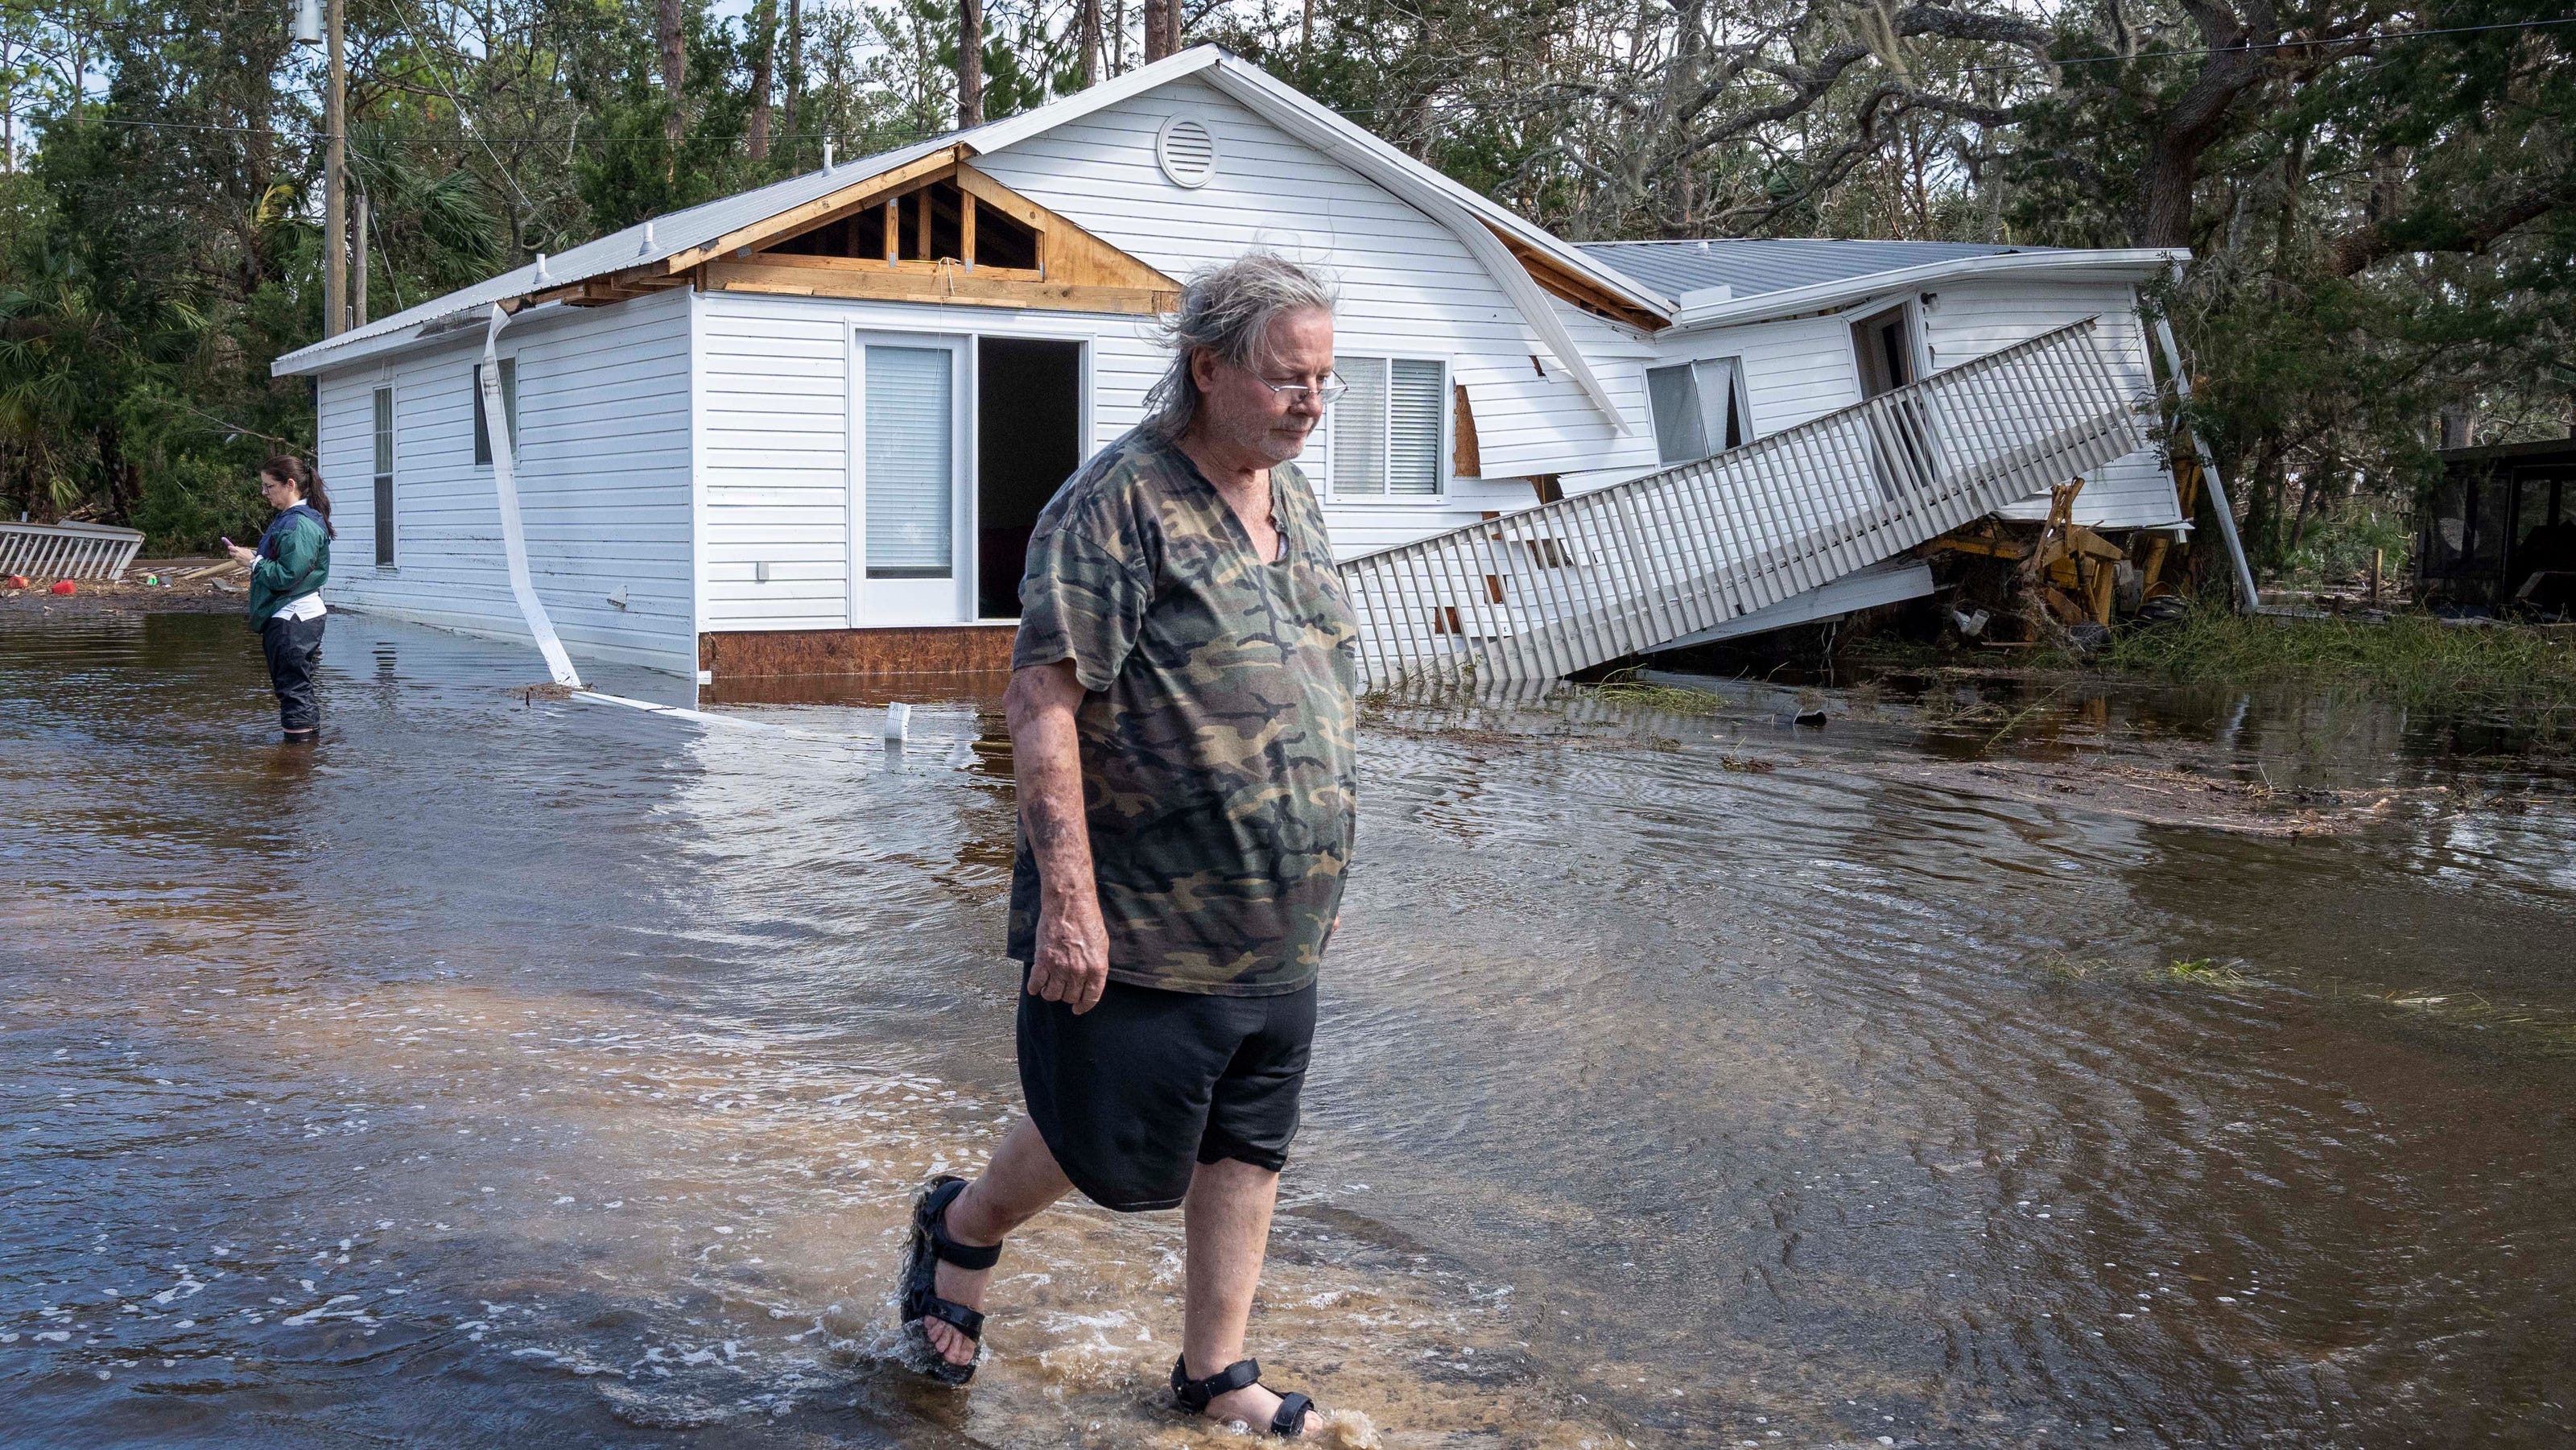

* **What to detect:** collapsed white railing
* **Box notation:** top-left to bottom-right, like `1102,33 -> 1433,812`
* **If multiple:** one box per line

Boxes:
1336,318 -> 2145,687
0,520 -> 145,581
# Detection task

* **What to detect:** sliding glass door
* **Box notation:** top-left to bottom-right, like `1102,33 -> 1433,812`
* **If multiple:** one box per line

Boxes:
852,333 -> 969,625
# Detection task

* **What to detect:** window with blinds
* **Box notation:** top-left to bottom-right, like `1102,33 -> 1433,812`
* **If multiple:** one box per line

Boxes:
372,386 -> 395,567
864,344 -> 956,579
1327,355 -> 1445,498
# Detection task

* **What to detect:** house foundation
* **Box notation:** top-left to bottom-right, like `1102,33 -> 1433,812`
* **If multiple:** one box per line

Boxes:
697,625 -> 1017,704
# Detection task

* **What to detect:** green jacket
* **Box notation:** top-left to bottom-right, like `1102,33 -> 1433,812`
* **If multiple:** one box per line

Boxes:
247,504 -> 331,626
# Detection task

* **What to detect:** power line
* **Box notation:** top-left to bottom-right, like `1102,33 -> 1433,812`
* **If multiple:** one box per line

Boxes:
1942,14 -> 2574,76
65,114 -> 892,144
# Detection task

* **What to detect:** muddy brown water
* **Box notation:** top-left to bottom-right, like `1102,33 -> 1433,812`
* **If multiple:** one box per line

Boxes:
3,613 -> 2571,1448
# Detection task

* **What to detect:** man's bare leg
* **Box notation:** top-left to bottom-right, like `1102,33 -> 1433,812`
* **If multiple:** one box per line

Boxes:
921,1117 -> 1074,1367
1179,1157 -> 1319,1434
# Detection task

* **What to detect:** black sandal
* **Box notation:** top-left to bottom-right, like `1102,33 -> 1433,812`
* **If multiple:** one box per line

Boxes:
1170,1354 -> 1315,1437
898,1175 -> 1002,1386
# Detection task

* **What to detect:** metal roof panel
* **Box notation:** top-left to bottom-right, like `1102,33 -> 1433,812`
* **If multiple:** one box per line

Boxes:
1578,238 -> 2073,302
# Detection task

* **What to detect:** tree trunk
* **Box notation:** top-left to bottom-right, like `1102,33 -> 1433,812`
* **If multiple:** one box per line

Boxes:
2286,453 -> 2330,554
1143,0 -> 1170,60
782,0 -> 802,149
958,0 -> 985,128
2438,402 -> 2477,452
2240,436 -> 2285,569
748,0 -> 774,159
2128,0 -> 2267,247
1079,0 -> 1100,86
659,0 -> 686,155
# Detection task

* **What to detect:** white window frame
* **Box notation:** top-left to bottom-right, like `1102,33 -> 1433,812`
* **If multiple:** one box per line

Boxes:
1645,355 -> 1754,465
472,356 -> 518,465
828,314 -> 1100,629
1836,294 -> 1934,398
848,328 -> 972,626
1319,353 -> 1450,504
371,383 -> 397,570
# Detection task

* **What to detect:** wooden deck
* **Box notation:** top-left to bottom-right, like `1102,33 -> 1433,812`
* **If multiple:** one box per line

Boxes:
1337,319 -> 2148,686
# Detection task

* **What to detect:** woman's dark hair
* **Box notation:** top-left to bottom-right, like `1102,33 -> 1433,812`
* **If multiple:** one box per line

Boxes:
261,454 -> 336,537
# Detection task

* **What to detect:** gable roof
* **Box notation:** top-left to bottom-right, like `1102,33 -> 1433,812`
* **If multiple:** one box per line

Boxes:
273,47 -> 1671,390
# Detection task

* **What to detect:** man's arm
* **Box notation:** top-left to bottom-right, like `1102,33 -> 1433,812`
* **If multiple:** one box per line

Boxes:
1004,659 -> 1110,1014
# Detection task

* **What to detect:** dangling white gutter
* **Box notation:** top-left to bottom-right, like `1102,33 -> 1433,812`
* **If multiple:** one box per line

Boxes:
479,302 -> 584,688
1416,191 -> 1635,434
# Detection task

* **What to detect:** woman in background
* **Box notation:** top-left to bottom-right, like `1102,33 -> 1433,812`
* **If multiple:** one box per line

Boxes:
225,456 -> 334,742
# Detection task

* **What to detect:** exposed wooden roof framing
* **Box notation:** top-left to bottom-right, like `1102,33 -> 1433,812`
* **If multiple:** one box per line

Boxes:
526,149 -> 1182,317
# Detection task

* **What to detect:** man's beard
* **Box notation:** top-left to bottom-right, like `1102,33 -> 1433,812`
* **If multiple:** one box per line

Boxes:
1236,415 -> 1313,466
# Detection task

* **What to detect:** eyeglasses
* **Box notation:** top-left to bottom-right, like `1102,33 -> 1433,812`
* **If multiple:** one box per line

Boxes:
1257,373 -> 1347,407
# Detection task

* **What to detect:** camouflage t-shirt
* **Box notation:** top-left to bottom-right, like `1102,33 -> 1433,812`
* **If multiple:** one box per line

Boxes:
1006,429 -> 1359,998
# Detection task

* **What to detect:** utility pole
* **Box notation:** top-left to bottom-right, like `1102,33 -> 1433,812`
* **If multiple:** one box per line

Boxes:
323,0 -> 346,337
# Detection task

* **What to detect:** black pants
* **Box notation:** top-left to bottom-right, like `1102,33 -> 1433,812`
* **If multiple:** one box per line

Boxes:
260,613 -> 325,733
1018,974 -> 1317,1212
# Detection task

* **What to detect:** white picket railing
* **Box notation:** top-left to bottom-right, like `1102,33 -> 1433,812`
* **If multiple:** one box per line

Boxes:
1,520 -> 145,581
1336,318 -> 2145,687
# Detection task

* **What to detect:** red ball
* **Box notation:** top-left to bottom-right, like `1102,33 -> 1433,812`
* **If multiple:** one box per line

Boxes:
48,580 -> 75,595
4,574 -> 26,589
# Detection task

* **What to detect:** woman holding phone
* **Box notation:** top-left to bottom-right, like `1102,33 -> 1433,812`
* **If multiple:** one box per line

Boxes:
225,456 -> 335,742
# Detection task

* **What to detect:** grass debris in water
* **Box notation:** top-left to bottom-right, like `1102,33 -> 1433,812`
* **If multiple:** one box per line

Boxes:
2091,605 -> 2576,718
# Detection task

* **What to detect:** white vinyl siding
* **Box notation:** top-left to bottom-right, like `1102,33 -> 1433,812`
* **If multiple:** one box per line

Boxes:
306,287 -> 697,672
1616,280 -> 2181,530
970,75 -> 1662,552
1918,279 -> 2180,529
371,386 -> 394,567
862,344 -> 956,578
697,295 -> 852,630
1327,354 -> 1444,498
696,292 -> 1111,630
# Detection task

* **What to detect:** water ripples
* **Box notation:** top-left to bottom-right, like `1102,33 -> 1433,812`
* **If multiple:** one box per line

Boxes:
3,613 -> 2572,1447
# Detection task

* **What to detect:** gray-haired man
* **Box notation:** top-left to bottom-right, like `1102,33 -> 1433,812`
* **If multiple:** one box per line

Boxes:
892,254 -> 1357,1438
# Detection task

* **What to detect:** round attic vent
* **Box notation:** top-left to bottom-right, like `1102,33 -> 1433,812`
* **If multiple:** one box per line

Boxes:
1155,116 -> 1218,189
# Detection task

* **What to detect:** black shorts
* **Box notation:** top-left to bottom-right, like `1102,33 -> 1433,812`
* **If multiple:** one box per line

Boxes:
1017,975 -> 1317,1213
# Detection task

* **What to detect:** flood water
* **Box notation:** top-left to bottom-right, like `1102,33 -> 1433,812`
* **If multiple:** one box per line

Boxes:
4,611 -> 2571,1448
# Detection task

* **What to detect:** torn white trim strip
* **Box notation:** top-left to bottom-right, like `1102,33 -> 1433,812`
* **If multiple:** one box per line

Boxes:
571,691 -> 896,748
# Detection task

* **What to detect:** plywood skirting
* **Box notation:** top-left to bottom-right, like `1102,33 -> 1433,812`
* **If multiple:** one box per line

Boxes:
700,626 -> 1018,680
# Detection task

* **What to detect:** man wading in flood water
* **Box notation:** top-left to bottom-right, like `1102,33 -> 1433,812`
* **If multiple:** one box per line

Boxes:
894,254 -> 1358,1438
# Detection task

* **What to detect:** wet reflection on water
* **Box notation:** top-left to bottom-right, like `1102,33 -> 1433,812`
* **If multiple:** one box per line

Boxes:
3,613 -> 2570,1448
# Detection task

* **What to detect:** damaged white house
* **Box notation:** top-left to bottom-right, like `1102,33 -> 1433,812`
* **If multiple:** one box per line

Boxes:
270,44 -> 2190,693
